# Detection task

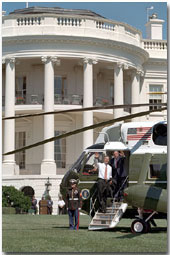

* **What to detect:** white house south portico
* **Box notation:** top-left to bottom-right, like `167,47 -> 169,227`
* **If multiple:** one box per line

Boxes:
2,7 -> 167,214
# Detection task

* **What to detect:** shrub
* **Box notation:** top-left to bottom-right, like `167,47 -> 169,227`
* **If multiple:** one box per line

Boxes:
2,186 -> 31,213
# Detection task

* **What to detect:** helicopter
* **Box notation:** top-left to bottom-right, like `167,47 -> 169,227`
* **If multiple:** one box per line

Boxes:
3,103 -> 167,233
59,120 -> 167,232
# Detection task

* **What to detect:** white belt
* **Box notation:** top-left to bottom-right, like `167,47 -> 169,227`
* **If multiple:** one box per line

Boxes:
69,198 -> 79,200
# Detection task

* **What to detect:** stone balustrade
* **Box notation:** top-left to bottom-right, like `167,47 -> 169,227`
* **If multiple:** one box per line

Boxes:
2,14 -> 167,55
57,17 -> 82,26
17,16 -> 41,26
2,14 -> 142,46
142,39 -> 167,50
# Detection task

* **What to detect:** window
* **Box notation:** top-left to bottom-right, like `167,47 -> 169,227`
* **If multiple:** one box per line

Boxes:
54,131 -> 66,168
81,152 -> 104,176
54,76 -> 67,97
110,82 -> 114,104
15,76 -> 27,104
15,132 -> 26,169
149,85 -> 163,111
149,164 -> 161,178
16,76 -> 26,96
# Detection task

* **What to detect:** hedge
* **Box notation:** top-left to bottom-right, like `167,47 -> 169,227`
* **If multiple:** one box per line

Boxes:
2,207 -> 16,214
2,186 -> 31,213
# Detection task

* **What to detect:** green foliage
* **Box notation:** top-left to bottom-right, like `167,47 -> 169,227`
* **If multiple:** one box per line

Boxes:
2,186 -> 31,213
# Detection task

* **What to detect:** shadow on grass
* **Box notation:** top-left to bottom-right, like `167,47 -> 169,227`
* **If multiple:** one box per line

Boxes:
90,226 -> 167,238
52,226 -> 88,230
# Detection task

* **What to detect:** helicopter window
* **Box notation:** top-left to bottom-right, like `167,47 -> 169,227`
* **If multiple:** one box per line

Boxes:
69,151 -> 86,173
152,123 -> 167,146
149,164 -> 161,179
81,152 -> 104,175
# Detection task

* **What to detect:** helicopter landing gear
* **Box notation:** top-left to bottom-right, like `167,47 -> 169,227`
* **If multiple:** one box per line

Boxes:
131,219 -> 150,233
131,211 -> 157,234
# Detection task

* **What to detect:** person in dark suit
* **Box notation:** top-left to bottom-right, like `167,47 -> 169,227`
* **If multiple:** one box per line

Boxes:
110,151 -> 127,201
47,196 -> 53,215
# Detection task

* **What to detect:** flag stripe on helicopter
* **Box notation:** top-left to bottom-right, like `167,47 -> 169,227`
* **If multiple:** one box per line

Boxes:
127,127 -> 152,140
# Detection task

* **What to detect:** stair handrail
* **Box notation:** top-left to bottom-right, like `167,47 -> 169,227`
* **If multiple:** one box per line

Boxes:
111,175 -> 129,214
90,188 -> 98,217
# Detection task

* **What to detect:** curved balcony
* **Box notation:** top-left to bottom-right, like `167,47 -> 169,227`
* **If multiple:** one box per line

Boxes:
2,13 -> 142,47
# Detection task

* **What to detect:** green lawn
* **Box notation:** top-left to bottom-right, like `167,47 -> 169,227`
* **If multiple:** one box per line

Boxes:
2,214 -> 167,253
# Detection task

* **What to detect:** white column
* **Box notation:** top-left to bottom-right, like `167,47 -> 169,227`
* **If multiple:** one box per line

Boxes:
83,58 -> 97,149
131,69 -> 141,116
41,56 -> 60,175
3,58 -> 19,175
113,62 -> 124,118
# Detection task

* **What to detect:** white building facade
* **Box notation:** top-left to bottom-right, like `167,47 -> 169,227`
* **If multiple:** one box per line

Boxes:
2,7 -> 167,214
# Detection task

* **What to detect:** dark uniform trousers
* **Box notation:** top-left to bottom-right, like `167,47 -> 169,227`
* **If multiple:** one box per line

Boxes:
68,209 -> 79,230
66,188 -> 82,230
97,178 -> 111,212
110,156 -> 127,200
115,176 -> 127,200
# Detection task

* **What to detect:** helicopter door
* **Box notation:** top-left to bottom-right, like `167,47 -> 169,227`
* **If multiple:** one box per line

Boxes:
105,141 -> 130,179
79,151 -> 105,181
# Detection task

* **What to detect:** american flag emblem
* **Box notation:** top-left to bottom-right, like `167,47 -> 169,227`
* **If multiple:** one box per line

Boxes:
127,127 -> 152,141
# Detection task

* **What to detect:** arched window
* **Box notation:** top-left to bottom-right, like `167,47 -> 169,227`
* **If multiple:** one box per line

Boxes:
21,186 -> 34,199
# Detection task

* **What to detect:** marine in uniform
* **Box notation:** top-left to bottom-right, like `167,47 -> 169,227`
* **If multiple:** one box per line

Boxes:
66,179 -> 82,230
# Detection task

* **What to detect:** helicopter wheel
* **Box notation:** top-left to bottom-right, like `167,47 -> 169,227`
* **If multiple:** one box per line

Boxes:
131,219 -> 150,234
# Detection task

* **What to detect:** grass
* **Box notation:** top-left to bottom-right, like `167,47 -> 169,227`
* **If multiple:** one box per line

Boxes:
2,214 -> 167,253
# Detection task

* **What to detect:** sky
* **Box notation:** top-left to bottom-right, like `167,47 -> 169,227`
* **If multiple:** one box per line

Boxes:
2,2 -> 167,39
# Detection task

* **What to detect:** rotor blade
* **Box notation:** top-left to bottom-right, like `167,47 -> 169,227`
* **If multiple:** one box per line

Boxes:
2,103 -> 167,120
3,107 -> 167,156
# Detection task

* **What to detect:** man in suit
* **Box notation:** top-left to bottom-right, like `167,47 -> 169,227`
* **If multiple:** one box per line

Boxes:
110,151 -> 127,201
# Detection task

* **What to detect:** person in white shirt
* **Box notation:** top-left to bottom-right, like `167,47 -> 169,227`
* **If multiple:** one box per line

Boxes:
89,155 -> 112,213
58,195 -> 66,215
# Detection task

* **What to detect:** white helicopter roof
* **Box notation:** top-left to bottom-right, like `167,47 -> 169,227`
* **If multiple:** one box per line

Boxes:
95,121 -> 167,152
104,142 -> 128,151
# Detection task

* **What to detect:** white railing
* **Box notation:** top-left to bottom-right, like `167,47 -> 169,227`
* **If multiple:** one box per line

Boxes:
17,16 -> 41,26
96,21 -> 114,31
57,17 -> 82,26
2,14 -> 141,42
142,40 -> 167,50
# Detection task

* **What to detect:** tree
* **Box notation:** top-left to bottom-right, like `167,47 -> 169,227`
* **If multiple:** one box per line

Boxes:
2,186 -> 31,213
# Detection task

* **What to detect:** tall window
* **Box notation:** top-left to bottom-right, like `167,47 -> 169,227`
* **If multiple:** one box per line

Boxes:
54,76 -> 67,98
110,81 -> 114,104
15,132 -> 26,169
16,76 -> 26,97
54,131 -> 66,168
149,84 -> 163,111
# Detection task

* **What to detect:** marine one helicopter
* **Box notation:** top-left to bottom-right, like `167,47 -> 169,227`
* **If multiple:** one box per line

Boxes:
60,120 -> 167,232
3,103 -> 167,233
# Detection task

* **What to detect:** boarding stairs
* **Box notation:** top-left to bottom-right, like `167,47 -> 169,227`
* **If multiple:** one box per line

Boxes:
88,201 -> 128,230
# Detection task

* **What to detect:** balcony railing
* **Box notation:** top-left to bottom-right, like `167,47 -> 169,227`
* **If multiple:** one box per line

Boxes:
94,97 -> 113,106
2,94 -> 114,107
17,16 -> 41,26
15,94 -> 43,105
2,14 -> 142,47
142,39 -> 167,50
54,94 -> 83,105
